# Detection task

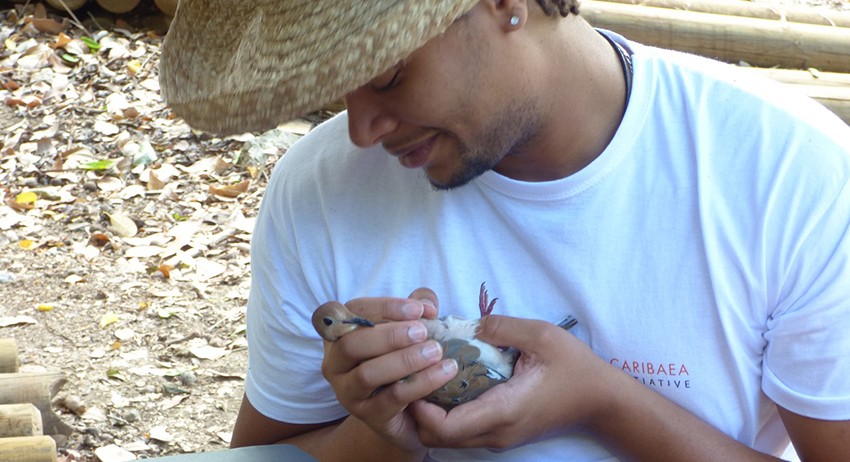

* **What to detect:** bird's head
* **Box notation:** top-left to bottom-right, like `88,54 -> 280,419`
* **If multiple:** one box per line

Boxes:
312,301 -> 375,342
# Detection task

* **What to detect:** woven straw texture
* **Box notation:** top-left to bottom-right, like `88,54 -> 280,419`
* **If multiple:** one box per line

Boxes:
159,0 -> 479,135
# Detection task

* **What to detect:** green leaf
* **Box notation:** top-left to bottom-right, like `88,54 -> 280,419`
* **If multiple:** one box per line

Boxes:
61,53 -> 80,64
80,159 -> 115,171
106,368 -> 127,381
81,36 -> 101,52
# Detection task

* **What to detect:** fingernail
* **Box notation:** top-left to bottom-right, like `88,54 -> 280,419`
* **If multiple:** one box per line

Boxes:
408,323 -> 427,342
401,302 -> 423,318
441,359 -> 458,375
421,341 -> 442,360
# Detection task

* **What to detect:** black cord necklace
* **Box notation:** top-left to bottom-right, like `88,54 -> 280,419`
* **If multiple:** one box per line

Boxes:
599,31 -> 634,107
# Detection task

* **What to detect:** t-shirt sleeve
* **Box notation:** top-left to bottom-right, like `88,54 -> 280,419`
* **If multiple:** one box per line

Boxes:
241,131 -> 350,425
762,159 -> 850,420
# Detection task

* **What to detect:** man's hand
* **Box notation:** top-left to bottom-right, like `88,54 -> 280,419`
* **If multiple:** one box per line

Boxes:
410,315 -> 788,461
409,314 -> 609,449
320,288 -> 459,451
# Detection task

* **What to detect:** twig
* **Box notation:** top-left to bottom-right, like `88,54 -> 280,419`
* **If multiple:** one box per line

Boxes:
53,0 -> 92,37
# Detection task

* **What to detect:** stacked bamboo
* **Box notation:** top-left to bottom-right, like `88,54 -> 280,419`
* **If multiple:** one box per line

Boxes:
582,0 -> 850,124
0,339 -> 70,462
30,0 -> 179,16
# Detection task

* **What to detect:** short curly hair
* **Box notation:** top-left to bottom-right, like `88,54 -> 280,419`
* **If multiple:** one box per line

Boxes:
536,0 -> 580,16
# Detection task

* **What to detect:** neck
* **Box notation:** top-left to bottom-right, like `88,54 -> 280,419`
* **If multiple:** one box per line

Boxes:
493,17 -> 628,182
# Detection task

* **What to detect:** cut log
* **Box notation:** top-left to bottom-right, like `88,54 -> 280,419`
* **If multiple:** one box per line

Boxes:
96,0 -> 141,14
581,1 -> 850,73
0,403 -> 43,438
45,0 -> 89,11
773,82 -> 850,126
155,0 -> 179,16
0,372 -> 72,437
733,67 -> 850,125
597,0 -> 850,28
740,67 -> 850,88
0,435 -> 56,462
0,340 -> 19,373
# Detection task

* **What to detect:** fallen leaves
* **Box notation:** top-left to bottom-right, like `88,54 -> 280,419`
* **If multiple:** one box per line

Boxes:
0,2 -> 316,459
105,212 -> 138,238
0,315 -> 37,327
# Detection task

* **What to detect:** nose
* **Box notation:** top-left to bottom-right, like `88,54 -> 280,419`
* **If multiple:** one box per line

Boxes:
345,87 -> 399,148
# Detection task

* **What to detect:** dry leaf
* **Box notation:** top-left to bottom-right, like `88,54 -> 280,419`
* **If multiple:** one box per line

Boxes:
114,328 -> 135,341
97,176 -> 124,192
6,195 -> 34,211
89,232 -> 111,247
94,120 -> 120,136
0,316 -> 37,327
147,169 -> 165,190
192,258 -> 226,280
54,32 -> 72,49
120,184 -> 146,200
93,444 -> 136,462
19,239 -> 37,250
148,425 -> 175,443
209,179 -> 250,198
16,191 -> 38,205
106,212 -> 138,238
100,312 -> 120,328
29,18 -> 64,35
190,344 -> 228,360
158,263 -> 174,279
124,245 -> 165,258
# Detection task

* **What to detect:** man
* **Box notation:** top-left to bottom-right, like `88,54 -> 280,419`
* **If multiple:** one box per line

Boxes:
160,0 -> 850,460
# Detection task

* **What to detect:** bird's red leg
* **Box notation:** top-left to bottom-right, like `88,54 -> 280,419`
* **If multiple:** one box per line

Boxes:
479,282 -> 498,317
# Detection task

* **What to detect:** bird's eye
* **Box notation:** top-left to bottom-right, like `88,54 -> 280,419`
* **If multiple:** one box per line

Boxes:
322,317 -> 334,326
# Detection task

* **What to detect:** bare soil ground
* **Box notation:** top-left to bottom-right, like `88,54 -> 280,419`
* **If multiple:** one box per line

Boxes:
0,1 -> 847,461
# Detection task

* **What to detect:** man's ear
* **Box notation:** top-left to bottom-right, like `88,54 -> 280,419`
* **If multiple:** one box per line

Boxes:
480,0 -> 530,31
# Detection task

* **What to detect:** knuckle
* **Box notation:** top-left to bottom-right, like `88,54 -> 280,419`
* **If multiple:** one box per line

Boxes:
351,364 -> 375,389
400,347 -> 424,375
388,323 -> 413,348
535,320 -> 562,345
383,382 -> 407,406
320,360 -> 333,381
419,428 -> 447,448
408,287 -> 438,304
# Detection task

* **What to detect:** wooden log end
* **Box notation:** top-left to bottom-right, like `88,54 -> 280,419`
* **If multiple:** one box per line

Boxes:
0,435 -> 56,462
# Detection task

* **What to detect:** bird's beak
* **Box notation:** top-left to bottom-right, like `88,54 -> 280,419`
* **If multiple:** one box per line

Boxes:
343,317 -> 375,327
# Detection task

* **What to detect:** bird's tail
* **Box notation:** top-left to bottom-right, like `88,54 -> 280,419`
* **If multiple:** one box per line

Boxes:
556,315 -> 578,331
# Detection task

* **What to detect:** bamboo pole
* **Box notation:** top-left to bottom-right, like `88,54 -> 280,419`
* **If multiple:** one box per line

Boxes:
0,373 -> 72,437
597,0 -> 850,28
155,0 -> 179,16
0,436 -> 56,462
0,404 -> 43,438
581,1 -> 850,73
45,0 -> 88,11
95,0 -> 141,14
0,340 -> 19,374
739,67 -> 850,87
0,403 -> 42,438
740,67 -> 850,124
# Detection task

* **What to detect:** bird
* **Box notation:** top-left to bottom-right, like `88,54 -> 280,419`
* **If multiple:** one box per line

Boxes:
312,282 -> 578,410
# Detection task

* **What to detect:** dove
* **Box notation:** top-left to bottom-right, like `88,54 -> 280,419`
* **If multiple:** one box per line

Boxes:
312,283 -> 578,410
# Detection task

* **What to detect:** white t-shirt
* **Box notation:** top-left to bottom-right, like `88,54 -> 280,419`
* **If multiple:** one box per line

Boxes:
243,35 -> 850,461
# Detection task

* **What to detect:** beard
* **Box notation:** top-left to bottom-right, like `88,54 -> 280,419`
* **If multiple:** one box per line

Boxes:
428,97 -> 541,191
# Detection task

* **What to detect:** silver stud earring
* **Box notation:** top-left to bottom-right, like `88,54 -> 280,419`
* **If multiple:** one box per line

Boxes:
509,15 -> 520,26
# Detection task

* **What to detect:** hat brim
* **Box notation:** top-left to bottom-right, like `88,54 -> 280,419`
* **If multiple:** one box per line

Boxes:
159,0 -> 479,135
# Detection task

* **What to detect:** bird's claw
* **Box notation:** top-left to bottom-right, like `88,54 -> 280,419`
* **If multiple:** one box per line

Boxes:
479,281 -> 498,317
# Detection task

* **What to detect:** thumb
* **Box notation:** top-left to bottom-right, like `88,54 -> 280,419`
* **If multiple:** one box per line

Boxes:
476,315 -> 556,352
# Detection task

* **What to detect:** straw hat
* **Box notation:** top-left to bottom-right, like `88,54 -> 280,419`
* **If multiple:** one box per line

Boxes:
159,0 -> 480,135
